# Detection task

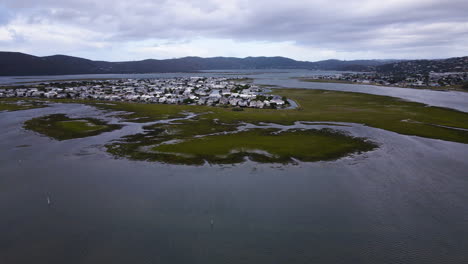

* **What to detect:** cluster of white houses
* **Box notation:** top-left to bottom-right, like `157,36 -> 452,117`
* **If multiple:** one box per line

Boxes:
310,72 -> 468,88
0,77 -> 288,108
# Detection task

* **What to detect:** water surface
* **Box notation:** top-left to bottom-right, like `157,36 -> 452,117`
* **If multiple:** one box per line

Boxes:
1,103 -> 467,263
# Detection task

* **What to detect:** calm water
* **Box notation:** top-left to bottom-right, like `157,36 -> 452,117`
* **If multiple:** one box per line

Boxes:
1,72 -> 468,263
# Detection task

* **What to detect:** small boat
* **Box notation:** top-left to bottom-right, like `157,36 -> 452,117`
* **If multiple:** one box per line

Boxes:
47,196 -> 51,205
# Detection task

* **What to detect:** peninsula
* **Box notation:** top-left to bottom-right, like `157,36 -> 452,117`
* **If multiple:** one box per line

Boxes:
0,77 -> 289,109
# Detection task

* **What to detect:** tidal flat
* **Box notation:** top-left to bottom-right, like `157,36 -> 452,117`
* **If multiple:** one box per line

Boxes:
6,87 -> 467,165
88,88 -> 468,144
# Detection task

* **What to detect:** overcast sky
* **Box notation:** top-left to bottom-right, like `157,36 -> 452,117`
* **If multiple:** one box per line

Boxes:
0,0 -> 467,61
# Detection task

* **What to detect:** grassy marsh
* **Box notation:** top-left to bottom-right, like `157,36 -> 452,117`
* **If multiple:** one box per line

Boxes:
7,87 -> 468,165
24,114 -> 123,140
93,89 -> 468,143
151,128 -> 377,165
0,99 -> 47,112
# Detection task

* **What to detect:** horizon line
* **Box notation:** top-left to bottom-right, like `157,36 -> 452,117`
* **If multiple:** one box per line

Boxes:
2,50 -> 466,63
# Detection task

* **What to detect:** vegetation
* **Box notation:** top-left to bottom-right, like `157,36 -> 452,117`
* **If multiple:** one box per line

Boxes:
93,88 -> 468,144
150,129 -> 376,165
0,99 -> 47,111
101,88 -> 468,164
377,56 -> 468,75
8,87 -> 468,165
297,78 -> 357,85
227,78 -> 253,83
24,114 -> 123,140
106,117 -> 240,164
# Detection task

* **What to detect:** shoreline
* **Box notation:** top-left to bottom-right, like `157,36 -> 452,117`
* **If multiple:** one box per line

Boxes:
295,77 -> 468,93
3,87 -> 468,145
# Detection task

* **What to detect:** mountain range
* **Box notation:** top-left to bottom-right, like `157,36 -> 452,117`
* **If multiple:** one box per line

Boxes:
0,51 -> 466,76
0,52 -> 399,76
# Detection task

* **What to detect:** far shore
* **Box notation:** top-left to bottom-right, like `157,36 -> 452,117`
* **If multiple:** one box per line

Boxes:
294,77 -> 468,93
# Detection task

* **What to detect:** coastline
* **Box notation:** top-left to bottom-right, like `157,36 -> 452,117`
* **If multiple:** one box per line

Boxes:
294,77 -> 468,93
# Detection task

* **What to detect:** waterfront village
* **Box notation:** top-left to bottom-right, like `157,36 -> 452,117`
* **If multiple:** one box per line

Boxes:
0,77 -> 289,109
308,72 -> 468,89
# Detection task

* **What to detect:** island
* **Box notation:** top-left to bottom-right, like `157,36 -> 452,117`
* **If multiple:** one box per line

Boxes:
2,77 -> 468,165
24,114 -> 123,141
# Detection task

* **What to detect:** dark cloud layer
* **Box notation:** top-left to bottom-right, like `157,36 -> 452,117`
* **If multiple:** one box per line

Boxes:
0,0 -> 466,59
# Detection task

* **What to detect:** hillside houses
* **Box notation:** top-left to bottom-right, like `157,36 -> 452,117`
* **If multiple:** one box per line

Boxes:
307,71 -> 468,88
0,77 -> 289,109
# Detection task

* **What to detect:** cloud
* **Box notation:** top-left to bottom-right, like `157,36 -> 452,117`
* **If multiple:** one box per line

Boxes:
0,4 -> 14,25
0,0 -> 466,60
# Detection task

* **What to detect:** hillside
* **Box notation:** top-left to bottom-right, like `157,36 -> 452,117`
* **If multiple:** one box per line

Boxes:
0,52 -> 396,76
377,56 -> 468,75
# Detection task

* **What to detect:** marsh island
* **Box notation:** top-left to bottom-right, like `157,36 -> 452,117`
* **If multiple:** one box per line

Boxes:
1,77 -> 464,165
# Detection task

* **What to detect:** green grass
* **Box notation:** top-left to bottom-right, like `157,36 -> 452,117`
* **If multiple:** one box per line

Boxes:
296,78 -> 357,84
0,99 -> 47,111
8,87 -> 468,165
138,89 -> 467,144
228,78 -> 253,83
24,114 -> 123,140
98,88 -> 468,167
150,129 -> 377,165
103,88 -> 468,165
57,120 -> 107,132
105,118 -> 240,164
146,117 -> 239,138
269,89 -> 468,143
102,89 -> 468,144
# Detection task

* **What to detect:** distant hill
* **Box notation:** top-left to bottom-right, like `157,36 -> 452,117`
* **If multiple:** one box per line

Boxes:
377,56 -> 468,75
0,51 -> 401,76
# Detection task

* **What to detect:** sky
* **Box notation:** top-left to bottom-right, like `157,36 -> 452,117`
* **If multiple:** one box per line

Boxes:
0,0 -> 467,62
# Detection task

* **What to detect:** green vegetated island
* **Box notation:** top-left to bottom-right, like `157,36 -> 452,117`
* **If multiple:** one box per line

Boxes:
24,114 -> 123,140
3,83 -> 468,165
0,99 -> 47,111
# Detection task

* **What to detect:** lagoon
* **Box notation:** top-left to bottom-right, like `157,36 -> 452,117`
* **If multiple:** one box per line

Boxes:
1,72 -> 468,264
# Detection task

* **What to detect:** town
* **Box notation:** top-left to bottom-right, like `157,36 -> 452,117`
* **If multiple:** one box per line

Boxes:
304,71 -> 468,90
0,77 -> 290,109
